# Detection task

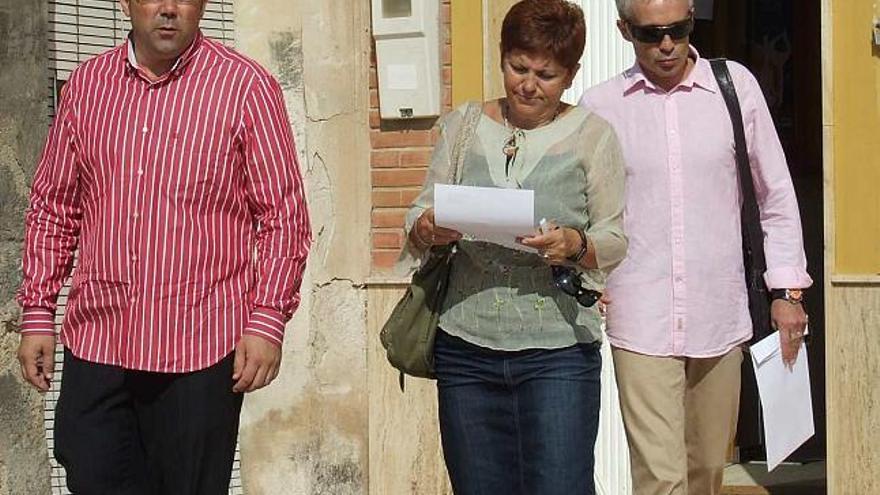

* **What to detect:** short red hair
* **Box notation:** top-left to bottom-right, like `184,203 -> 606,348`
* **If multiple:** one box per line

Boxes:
500,0 -> 586,71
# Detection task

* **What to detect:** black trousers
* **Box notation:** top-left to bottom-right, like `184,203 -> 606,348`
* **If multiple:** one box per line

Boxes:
55,349 -> 244,495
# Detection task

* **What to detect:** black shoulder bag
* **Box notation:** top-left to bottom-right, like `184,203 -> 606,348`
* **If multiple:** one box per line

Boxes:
710,59 -> 772,343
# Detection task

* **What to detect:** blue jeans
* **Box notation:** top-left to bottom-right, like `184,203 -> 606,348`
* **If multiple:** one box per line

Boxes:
434,330 -> 601,495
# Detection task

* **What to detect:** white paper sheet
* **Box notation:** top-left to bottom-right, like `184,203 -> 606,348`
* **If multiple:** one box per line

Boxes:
433,184 -> 535,250
750,330 -> 815,471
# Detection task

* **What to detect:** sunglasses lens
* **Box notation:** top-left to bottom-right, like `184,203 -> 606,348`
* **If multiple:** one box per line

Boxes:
631,26 -> 664,44
551,266 -> 601,308
551,266 -> 578,295
667,19 -> 694,40
629,17 -> 693,43
576,291 -> 600,308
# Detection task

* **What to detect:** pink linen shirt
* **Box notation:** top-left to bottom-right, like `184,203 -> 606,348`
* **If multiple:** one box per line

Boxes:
579,51 -> 812,357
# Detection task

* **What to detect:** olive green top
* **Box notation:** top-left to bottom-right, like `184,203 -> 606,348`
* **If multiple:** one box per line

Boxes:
399,102 -> 627,351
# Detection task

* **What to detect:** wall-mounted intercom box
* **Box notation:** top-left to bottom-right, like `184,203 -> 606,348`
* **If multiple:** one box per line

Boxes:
874,17 -> 880,47
875,2 -> 880,47
370,0 -> 441,120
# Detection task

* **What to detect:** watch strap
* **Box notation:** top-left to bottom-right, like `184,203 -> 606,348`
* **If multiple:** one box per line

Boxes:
770,288 -> 804,304
567,229 -> 589,264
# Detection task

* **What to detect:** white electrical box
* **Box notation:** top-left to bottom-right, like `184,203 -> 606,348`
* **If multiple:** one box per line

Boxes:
371,0 -> 441,119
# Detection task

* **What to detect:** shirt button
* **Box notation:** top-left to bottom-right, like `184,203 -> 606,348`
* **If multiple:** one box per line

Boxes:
131,255 -> 138,262
142,126 -> 148,134
137,169 -> 144,176
132,212 -> 140,220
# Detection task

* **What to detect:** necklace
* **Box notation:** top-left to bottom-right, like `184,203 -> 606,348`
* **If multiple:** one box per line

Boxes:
501,100 -> 561,178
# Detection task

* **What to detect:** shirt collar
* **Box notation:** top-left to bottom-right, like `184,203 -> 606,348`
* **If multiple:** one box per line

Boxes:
622,45 -> 717,95
125,30 -> 204,80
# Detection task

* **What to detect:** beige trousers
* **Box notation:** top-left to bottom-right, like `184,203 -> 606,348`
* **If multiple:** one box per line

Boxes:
612,347 -> 743,495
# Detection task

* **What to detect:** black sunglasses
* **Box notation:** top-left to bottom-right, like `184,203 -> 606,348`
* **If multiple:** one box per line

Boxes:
626,15 -> 694,44
551,265 -> 602,308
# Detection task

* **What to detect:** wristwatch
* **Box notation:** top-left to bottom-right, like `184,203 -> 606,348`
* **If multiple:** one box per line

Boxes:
770,288 -> 805,305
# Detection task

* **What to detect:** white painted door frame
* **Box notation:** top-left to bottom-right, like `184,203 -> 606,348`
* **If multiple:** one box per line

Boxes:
562,0 -> 636,104
564,2 -> 636,494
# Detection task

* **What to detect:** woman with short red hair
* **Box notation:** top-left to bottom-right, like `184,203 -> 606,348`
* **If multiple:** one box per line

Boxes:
400,1 -> 627,493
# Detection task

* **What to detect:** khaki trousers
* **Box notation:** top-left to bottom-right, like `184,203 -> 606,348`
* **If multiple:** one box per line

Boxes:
612,347 -> 743,495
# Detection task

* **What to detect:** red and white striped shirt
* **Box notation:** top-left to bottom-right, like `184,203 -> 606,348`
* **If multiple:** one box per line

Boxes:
17,32 -> 311,373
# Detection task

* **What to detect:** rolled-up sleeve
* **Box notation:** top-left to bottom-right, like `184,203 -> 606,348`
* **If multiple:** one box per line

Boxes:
583,116 -> 628,273
736,65 -> 812,290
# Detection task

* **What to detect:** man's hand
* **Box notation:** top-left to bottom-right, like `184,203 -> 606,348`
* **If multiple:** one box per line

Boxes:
771,299 -> 808,368
18,334 -> 57,392
598,292 -> 612,317
232,334 -> 282,393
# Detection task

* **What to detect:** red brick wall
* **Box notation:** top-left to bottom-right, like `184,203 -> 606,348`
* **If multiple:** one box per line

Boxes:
370,0 -> 453,272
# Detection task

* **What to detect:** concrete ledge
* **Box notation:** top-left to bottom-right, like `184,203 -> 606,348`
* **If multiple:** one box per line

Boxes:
830,274 -> 880,285
722,461 -> 826,495
365,276 -> 410,287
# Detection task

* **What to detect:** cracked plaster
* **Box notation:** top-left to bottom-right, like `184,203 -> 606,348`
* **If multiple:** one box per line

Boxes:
234,1 -> 372,493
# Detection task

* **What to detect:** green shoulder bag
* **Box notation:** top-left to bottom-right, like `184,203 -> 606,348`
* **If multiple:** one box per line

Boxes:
379,101 -> 482,381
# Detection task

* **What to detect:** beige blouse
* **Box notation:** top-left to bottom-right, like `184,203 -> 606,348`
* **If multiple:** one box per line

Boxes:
399,102 -> 627,351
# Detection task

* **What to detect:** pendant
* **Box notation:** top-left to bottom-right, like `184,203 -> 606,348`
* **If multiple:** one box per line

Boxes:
503,135 -> 518,157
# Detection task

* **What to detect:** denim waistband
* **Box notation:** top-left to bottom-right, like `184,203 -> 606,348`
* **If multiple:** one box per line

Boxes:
436,328 -> 600,357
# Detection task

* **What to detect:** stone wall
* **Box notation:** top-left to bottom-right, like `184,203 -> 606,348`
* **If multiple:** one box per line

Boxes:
0,0 -> 52,493
234,1 -> 373,493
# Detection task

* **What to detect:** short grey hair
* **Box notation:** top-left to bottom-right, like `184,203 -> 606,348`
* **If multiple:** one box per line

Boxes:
615,0 -> 694,19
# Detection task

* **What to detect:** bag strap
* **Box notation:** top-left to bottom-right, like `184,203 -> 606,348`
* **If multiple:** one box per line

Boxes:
447,101 -> 483,185
398,102 -> 482,392
709,59 -> 768,273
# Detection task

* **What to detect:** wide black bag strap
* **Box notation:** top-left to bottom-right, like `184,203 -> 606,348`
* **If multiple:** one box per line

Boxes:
710,59 -> 767,273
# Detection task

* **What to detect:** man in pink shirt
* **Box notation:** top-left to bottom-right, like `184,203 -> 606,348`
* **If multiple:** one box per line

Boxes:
580,0 -> 811,493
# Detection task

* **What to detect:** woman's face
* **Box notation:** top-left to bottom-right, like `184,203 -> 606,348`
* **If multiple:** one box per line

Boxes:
501,49 -> 577,127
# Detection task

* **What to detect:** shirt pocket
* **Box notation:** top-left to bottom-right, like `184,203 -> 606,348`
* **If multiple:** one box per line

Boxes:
170,148 -> 232,205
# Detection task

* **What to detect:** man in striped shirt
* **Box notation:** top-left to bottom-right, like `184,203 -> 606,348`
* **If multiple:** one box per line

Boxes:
16,0 -> 311,492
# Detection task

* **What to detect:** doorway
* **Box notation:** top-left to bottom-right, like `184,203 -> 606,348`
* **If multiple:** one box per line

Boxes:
692,0 -> 827,491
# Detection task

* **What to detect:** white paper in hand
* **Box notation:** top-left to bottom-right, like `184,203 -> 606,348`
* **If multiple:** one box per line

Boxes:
433,184 -> 535,250
750,330 -> 815,471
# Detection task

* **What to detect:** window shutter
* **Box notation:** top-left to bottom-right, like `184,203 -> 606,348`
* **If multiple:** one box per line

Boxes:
48,1 -> 236,111
560,0 -> 636,105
